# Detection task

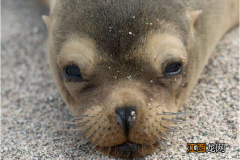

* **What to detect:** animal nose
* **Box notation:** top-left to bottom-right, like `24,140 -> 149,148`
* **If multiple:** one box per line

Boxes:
115,107 -> 136,135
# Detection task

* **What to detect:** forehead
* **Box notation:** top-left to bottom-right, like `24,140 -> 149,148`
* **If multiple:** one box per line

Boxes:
52,0 -> 189,56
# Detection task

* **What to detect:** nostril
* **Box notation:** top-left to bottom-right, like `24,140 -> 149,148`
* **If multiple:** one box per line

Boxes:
115,107 -> 126,120
115,107 -> 136,135
125,107 -> 136,124
115,107 -> 126,128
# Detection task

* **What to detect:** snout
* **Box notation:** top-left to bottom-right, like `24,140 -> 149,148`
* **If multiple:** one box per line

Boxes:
71,83 -> 176,158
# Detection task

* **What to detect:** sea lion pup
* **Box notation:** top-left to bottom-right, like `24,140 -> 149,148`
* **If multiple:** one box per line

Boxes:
42,0 -> 239,158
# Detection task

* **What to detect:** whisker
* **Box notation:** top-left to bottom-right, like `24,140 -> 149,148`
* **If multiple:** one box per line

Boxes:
157,136 -> 167,148
52,128 -> 86,132
74,126 -> 93,135
70,121 -> 97,135
157,111 -> 196,115
72,114 -> 103,123
107,135 -> 113,156
73,127 -> 94,147
160,125 -> 175,131
85,127 -> 100,142
161,136 -> 170,141
63,116 -> 92,122
166,129 -> 181,133
74,123 -> 100,147
66,124 -> 87,128
63,118 -> 85,122
75,139 -> 88,147
92,134 -> 106,149
88,120 -> 110,149
72,130 -> 83,138
70,115 -> 91,118
154,125 -> 171,140
162,118 -> 186,123
89,126 -> 108,150
64,120 -> 90,125
55,117 -> 76,122
148,127 -> 168,148
99,139 -> 106,153
151,133 -> 163,148
155,120 -> 176,130
170,123 -> 188,127
84,129 -> 103,154
144,131 -> 155,151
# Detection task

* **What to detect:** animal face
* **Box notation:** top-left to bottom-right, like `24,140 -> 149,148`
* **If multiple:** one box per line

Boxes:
45,0 -> 198,158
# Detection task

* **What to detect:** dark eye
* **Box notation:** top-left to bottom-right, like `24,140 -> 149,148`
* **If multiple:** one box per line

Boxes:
64,65 -> 83,81
165,62 -> 182,77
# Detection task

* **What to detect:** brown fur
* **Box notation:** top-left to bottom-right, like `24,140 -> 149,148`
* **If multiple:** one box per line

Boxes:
43,0 -> 239,158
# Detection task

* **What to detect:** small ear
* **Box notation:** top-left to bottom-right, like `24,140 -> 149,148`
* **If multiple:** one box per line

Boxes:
189,10 -> 203,26
42,15 -> 52,30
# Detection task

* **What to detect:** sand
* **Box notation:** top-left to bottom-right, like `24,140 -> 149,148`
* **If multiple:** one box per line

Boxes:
1,0 -> 239,159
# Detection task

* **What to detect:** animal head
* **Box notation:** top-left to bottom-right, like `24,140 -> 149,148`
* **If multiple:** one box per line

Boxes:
43,0 -> 201,158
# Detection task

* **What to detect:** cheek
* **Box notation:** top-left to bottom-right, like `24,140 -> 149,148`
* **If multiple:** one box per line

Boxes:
158,75 -> 183,90
64,82 -> 86,95
61,81 -> 94,111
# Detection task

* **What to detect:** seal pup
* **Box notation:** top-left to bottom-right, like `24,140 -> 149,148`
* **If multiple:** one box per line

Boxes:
42,0 -> 239,158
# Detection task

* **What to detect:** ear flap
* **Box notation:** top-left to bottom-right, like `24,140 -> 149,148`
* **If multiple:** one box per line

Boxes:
189,10 -> 203,27
42,15 -> 52,30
